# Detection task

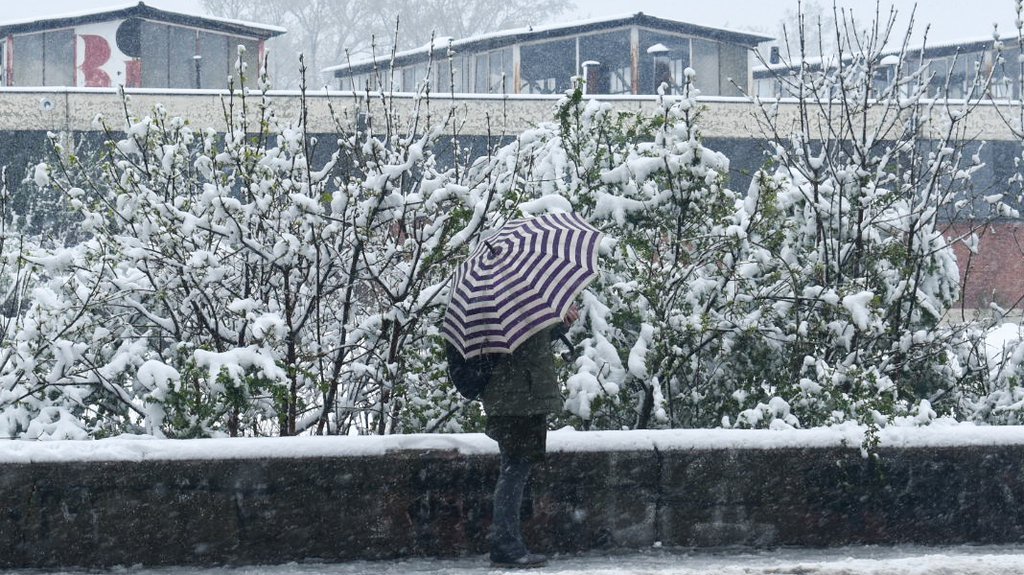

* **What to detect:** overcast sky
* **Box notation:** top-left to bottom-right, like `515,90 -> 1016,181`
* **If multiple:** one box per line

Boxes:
0,0 -> 1018,46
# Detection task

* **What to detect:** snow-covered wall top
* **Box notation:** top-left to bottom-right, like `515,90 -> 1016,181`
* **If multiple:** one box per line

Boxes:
0,89 -> 1019,141
4,424 -> 1024,464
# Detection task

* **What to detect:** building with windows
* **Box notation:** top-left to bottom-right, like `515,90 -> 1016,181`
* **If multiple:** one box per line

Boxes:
325,13 -> 772,97
0,2 -> 285,89
753,36 -> 1020,100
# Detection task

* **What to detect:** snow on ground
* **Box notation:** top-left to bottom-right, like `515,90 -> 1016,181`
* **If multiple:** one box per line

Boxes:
4,546 -> 1024,575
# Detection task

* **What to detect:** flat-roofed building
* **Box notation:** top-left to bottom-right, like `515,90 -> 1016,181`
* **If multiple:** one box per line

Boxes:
325,12 -> 772,97
0,1 -> 285,89
753,36 -> 1021,100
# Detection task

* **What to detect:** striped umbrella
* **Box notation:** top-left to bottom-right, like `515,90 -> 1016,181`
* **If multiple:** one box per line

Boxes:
442,212 -> 602,359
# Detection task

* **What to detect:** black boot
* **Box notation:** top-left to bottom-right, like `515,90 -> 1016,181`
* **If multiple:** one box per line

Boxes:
490,550 -> 548,569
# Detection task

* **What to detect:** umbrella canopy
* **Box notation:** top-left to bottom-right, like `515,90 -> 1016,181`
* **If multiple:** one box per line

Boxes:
442,212 -> 602,359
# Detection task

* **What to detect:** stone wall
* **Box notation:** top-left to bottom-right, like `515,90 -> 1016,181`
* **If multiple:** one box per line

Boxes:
3,442 -> 1024,569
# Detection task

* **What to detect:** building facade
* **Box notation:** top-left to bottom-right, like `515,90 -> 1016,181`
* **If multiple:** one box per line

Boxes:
0,2 -> 284,89
753,36 -> 1021,100
326,13 -> 772,97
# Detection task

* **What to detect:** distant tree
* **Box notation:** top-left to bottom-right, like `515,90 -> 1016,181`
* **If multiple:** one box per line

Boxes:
374,0 -> 576,48
200,0 -> 574,89
773,0 -> 874,63
201,0 -> 387,89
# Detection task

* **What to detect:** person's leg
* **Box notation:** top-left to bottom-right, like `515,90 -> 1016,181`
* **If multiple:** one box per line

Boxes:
486,415 -> 548,567
490,450 -> 532,558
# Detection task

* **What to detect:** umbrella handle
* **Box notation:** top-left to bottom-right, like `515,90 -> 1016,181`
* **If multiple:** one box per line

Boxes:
558,334 -> 576,363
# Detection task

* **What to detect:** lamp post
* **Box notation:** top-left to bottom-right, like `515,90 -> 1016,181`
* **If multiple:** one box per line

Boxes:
879,54 -> 900,93
193,54 -> 203,89
581,60 -> 600,95
646,43 -> 670,94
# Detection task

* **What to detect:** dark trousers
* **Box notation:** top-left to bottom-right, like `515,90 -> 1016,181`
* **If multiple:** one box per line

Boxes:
486,415 -> 547,558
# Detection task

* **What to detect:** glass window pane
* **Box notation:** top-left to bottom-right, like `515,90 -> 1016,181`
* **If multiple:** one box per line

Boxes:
692,39 -> 720,95
928,56 -> 950,97
520,38 -> 575,94
579,30 -> 632,95
141,22 -> 169,88
501,47 -> 513,92
717,44 -> 747,97
44,29 -> 74,86
639,30 -> 691,95
435,59 -> 450,92
451,54 -> 465,92
402,66 -> 416,91
474,53 -> 488,92
227,37 -> 261,86
13,33 -> 44,86
488,49 -> 507,92
198,31 -> 228,89
168,26 -> 196,88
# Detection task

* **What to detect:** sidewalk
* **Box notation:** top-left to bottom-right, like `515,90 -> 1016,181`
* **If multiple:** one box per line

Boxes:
7,545 -> 1024,575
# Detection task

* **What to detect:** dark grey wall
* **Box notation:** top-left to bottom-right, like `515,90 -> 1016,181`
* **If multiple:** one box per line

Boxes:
2,444 -> 1023,569
5,130 -> 1016,213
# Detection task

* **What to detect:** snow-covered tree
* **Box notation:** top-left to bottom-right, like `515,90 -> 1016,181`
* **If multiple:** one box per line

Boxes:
473,5 -> 1014,433
12,53 -> 508,438
958,0 -> 1024,425
5,3 -> 1024,439
721,2 -> 1011,429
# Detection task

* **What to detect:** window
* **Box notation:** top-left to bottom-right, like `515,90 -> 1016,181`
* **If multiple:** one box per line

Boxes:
578,30 -> 633,95
169,26 -> 197,88
230,37 -> 261,85
474,53 -> 488,92
433,54 -> 468,93
692,39 -> 720,94
717,44 -> 748,97
140,22 -> 260,89
197,31 -> 228,89
12,30 -> 73,86
13,33 -> 43,86
473,48 -> 512,93
141,22 -> 171,87
520,38 -> 575,94
451,54 -> 466,93
639,30 -> 692,95
401,63 -> 427,92
435,59 -> 451,92
490,47 -> 512,93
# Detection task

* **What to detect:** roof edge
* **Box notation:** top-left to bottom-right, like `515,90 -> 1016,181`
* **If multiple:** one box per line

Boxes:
0,2 -> 285,39
326,12 -> 773,75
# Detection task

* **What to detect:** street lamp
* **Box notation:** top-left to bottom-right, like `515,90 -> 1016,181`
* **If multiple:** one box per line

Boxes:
581,60 -> 600,95
193,54 -> 203,89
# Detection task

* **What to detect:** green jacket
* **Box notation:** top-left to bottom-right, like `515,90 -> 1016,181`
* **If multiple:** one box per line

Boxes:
481,325 -> 566,416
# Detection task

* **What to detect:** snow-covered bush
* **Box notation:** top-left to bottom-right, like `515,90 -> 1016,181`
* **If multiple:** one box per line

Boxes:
478,8 -> 1015,432
3,6 -> 1022,438
7,54 -> 506,438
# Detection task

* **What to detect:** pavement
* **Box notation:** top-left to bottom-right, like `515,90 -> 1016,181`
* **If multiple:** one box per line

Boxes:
7,545 -> 1024,575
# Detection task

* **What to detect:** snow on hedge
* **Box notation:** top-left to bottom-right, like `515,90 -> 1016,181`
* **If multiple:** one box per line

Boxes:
3,423 -> 1024,463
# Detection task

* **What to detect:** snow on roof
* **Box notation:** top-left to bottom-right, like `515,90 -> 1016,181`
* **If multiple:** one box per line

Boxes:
3,423 -> 1024,463
0,1 -> 285,38
325,12 -> 773,75
753,32 -> 1017,75
0,1 -> 138,26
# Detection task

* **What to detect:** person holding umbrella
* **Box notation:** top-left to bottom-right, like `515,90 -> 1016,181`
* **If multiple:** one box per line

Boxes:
442,212 -> 602,568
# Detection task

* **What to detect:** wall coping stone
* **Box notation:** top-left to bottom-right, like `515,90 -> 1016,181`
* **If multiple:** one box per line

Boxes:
3,424 -> 1024,463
